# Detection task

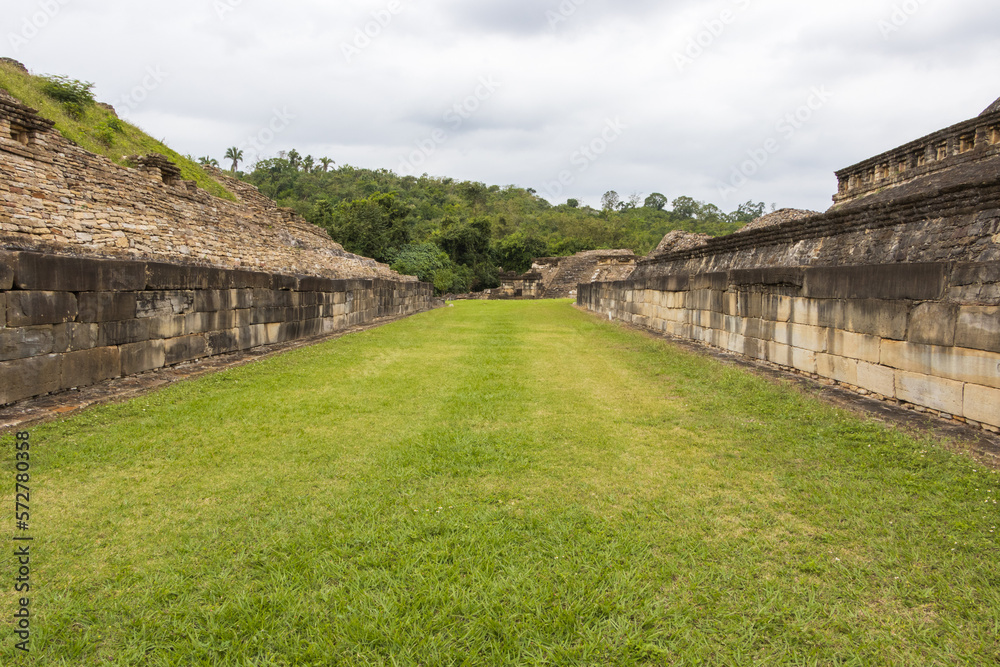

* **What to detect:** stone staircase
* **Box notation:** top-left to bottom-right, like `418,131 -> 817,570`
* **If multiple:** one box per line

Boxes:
540,250 -> 637,298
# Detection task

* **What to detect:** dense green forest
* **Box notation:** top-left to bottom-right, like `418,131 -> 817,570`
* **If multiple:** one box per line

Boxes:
231,150 -> 772,293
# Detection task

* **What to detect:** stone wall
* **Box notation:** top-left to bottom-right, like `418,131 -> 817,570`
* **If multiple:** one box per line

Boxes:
532,250 -> 638,298
0,250 -> 441,406
578,263 -> 1000,431
0,89 -> 402,280
833,101 -> 1000,205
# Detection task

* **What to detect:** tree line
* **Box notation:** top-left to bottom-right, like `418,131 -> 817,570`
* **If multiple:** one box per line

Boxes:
222,151 -> 772,293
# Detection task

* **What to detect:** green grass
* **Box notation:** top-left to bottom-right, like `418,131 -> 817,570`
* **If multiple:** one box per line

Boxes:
0,62 -> 235,201
2,300 -> 999,665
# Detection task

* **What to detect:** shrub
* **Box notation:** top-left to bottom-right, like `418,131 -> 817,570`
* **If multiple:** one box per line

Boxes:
40,74 -> 95,118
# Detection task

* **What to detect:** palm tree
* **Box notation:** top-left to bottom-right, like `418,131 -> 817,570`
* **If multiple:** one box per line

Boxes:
198,156 -> 219,167
224,146 -> 244,173
319,157 -> 334,172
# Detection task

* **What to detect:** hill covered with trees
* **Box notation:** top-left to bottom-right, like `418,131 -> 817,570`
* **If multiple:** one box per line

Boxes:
237,151 -> 772,293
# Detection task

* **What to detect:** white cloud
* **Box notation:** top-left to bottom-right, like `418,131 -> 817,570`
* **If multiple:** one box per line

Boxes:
4,0 -> 999,211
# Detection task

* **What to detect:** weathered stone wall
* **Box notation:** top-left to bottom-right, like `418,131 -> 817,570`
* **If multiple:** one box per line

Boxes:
634,163 -> 1000,279
579,263 -> 1000,431
0,89 -> 402,280
532,250 -> 638,298
0,251 -> 441,406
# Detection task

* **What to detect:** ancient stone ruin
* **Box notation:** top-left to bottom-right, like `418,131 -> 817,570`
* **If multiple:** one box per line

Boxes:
0,89 -> 441,406
580,97 -> 1000,432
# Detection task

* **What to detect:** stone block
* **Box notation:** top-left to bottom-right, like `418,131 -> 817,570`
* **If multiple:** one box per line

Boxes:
146,314 -> 187,340
207,329 -> 240,355
146,262 -> 202,290
964,384 -> 1000,428
857,362 -> 896,397
908,302 -> 959,347
0,252 -> 14,290
0,354 -> 61,405
803,263 -> 948,301
817,353 -> 859,386
827,329 -> 881,364
194,289 -> 241,313
97,319 -> 150,347
15,252 -> 145,292
0,326 -> 54,361
0,293 -> 5,329
78,292 -> 137,323
955,306 -> 1000,353
950,262 -> 1000,288
881,339 -> 1000,389
62,347 -> 121,389
791,347 -> 818,374
728,267 -> 805,289
841,299 -> 909,340
787,323 -> 828,353
691,273 -> 728,290
120,339 -> 166,375
767,341 -> 794,367
762,294 -> 793,323
51,323 -> 71,354
895,370 -> 964,415
7,291 -> 78,326
163,335 -> 209,365
185,310 -> 238,334
69,323 -> 98,351
234,289 -> 254,309
136,291 -> 195,317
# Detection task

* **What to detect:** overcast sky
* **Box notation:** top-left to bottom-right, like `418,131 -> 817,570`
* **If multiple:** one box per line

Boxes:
5,0 -> 1000,212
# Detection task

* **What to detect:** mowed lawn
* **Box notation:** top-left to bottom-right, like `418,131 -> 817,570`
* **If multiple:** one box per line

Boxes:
2,300 -> 999,665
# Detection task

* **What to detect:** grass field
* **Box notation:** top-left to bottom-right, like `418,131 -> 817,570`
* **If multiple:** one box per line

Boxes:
2,300 -> 998,665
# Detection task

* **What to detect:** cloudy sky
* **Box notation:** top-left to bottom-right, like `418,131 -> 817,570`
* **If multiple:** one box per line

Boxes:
5,0 -> 1000,212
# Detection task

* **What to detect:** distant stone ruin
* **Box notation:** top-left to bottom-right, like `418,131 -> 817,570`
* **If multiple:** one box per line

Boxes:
581,96 -> 1000,433
532,250 -> 638,298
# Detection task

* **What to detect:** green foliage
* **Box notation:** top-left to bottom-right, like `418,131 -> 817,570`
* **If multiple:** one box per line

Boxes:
326,192 -> 411,264
243,148 -> 770,293
39,74 -> 94,118
0,63 -> 235,201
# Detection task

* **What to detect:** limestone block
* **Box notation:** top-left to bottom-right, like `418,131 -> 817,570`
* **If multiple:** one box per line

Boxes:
146,262 -> 202,290
78,292 -> 137,323
136,291 -> 195,317
51,323 -> 72,354
841,299 -> 909,340
14,252 -> 145,291
857,362 -> 896,397
803,263 -> 948,301
817,353 -> 859,386
163,334 -> 209,365
0,252 -> 14,290
767,341 -> 794,368
826,329 -> 881,364
120,339 -> 166,375
146,314 -> 186,340
723,292 -> 738,316
724,315 -> 746,336
895,370 -> 964,415
789,298 -> 821,327
7,291 -> 78,326
955,306 -> 1000,353
0,354 -> 61,405
881,340 -> 1000,389
0,325 -> 54,361
792,347 -> 818,374
97,319 -> 150,347
62,346 -> 121,389
0,293 -> 5,328
194,290 -> 233,313
762,294 -> 793,323
908,302 -> 959,347
787,323 -> 828,353
963,384 -> 1000,428
234,289 -> 254,310
235,309 -> 251,328
726,333 -> 747,355
207,329 -> 241,355
69,323 -> 98,351
772,322 -> 792,346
